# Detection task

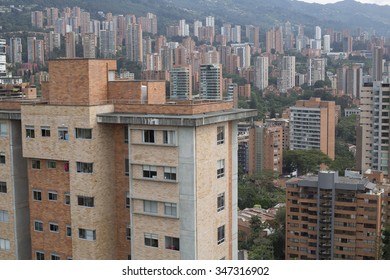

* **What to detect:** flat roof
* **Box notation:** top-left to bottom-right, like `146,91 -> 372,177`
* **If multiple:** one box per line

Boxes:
96,108 -> 257,127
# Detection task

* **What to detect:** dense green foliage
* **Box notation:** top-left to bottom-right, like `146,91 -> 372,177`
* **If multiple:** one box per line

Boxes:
383,224 -> 390,260
283,150 -> 332,176
336,114 -> 357,145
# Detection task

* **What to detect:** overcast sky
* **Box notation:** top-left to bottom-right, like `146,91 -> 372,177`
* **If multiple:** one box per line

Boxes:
297,0 -> 390,5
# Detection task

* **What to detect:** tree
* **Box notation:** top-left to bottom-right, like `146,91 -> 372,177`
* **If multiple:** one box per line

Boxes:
283,149 -> 332,175
382,224 -> 390,260
336,115 -> 357,144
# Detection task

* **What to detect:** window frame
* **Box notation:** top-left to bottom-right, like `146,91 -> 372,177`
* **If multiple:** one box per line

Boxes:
26,125 -> 35,138
32,159 -> 41,170
32,189 -> 42,201
78,228 -> 96,241
217,193 -> 225,212
124,159 -> 129,176
51,254 -> 60,260
76,162 -> 93,173
125,191 -> 130,208
0,152 -> 5,164
163,130 -> 176,145
164,202 -> 177,217
217,159 -> 225,178
126,224 -> 131,240
66,225 -> 72,237
164,166 -> 177,181
48,191 -> 58,201
0,122 -> 8,137
217,225 -> 225,245
124,126 -> 129,144
64,192 -> 70,205
75,128 -> 92,140
142,165 -> 157,179
41,126 -> 51,137
143,129 -> 155,143
47,160 -> 56,169
77,195 -> 95,207
143,200 -> 158,214
58,127 -> 69,140
0,210 -> 9,223
0,181 -> 6,193
144,233 -> 158,248
34,220 -> 43,232
165,236 -> 180,251
36,251 -> 45,260
0,238 -> 10,251
49,222 -> 59,233
217,126 -> 225,145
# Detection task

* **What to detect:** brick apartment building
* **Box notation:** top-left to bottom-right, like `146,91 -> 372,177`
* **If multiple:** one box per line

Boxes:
0,58 -> 256,260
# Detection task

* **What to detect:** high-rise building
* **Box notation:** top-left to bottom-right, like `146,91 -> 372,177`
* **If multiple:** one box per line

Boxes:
247,25 -> 260,50
314,26 -> 322,50
308,58 -> 326,86
248,124 -> 283,175
170,66 -> 192,100
193,20 -> 202,38
231,44 -> 250,69
200,64 -> 222,100
27,37 -> 45,65
45,7 -> 59,27
82,33 -> 96,58
254,56 -> 268,91
221,24 -> 232,43
31,11 -> 43,28
99,30 -> 116,59
286,171 -> 384,260
343,36 -> 353,54
265,118 -> 290,150
65,32 -> 76,58
266,27 -> 283,54
0,58 -> 256,260
231,25 -> 241,43
0,39 -> 6,77
47,31 -> 61,54
278,56 -> 295,93
289,97 -> 336,160
205,16 -> 215,38
372,46 -> 384,82
9,37 -> 23,65
323,35 -> 331,53
126,23 -> 143,63
336,64 -> 362,98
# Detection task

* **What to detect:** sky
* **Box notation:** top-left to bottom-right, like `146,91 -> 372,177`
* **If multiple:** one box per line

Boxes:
297,0 -> 390,5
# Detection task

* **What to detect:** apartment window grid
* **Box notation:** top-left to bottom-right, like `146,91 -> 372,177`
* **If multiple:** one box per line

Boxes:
75,128 -> 92,139
76,162 -> 93,173
41,126 -> 51,137
32,190 -> 42,201
36,251 -> 45,260
49,223 -> 59,233
126,225 -> 131,240
77,196 -> 95,207
0,152 -> 5,164
0,181 -> 6,193
26,125 -> 35,138
0,122 -> 7,137
125,192 -> 130,208
32,159 -> 41,169
164,167 -> 176,180
163,130 -> 176,145
217,126 -> 225,144
164,202 -> 177,217
34,220 -> 43,232
217,193 -> 225,212
143,129 -> 155,143
58,127 -> 68,140
165,236 -> 180,251
217,225 -> 225,245
48,191 -> 58,201
47,160 -> 56,169
0,238 -> 10,251
143,165 -> 157,178
217,159 -> 225,178
144,233 -> 158,247
64,192 -> 70,205
143,200 -> 158,214
78,228 -> 96,241
0,210 -> 8,222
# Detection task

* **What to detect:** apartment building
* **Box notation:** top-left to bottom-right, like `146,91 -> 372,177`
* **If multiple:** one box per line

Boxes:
286,171 -> 384,260
0,58 -> 256,260
289,97 -> 336,160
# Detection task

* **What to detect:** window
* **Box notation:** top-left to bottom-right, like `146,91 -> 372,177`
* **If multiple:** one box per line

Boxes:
41,126 -> 51,137
217,126 -> 225,144
217,159 -> 225,178
143,165 -> 157,178
36,251 -> 45,260
75,128 -> 92,139
143,130 -> 155,143
33,190 -> 42,201
66,225 -> 72,237
124,126 -> 129,143
125,192 -> 130,208
64,192 -> 70,205
144,233 -> 158,247
78,228 -> 96,241
164,202 -> 177,217
76,162 -> 93,173
26,126 -> 35,138
0,153 -> 5,164
0,239 -> 10,251
32,159 -> 40,169
0,181 -> 6,193
0,210 -> 8,222
143,200 -> 158,214
165,236 -> 180,251
217,193 -> 225,212
48,191 -> 58,201
164,167 -> 176,180
126,225 -> 131,240
58,127 -> 68,140
47,160 -> 56,169
64,162 -> 69,172
163,130 -> 176,145
217,225 -> 225,245
124,159 -> 129,176
34,220 -> 43,232
51,254 -> 60,260
49,223 -> 59,232
77,196 -> 94,207
0,122 -> 7,137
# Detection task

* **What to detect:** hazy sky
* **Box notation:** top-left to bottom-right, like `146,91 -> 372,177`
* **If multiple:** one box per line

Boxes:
297,0 -> 390,5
